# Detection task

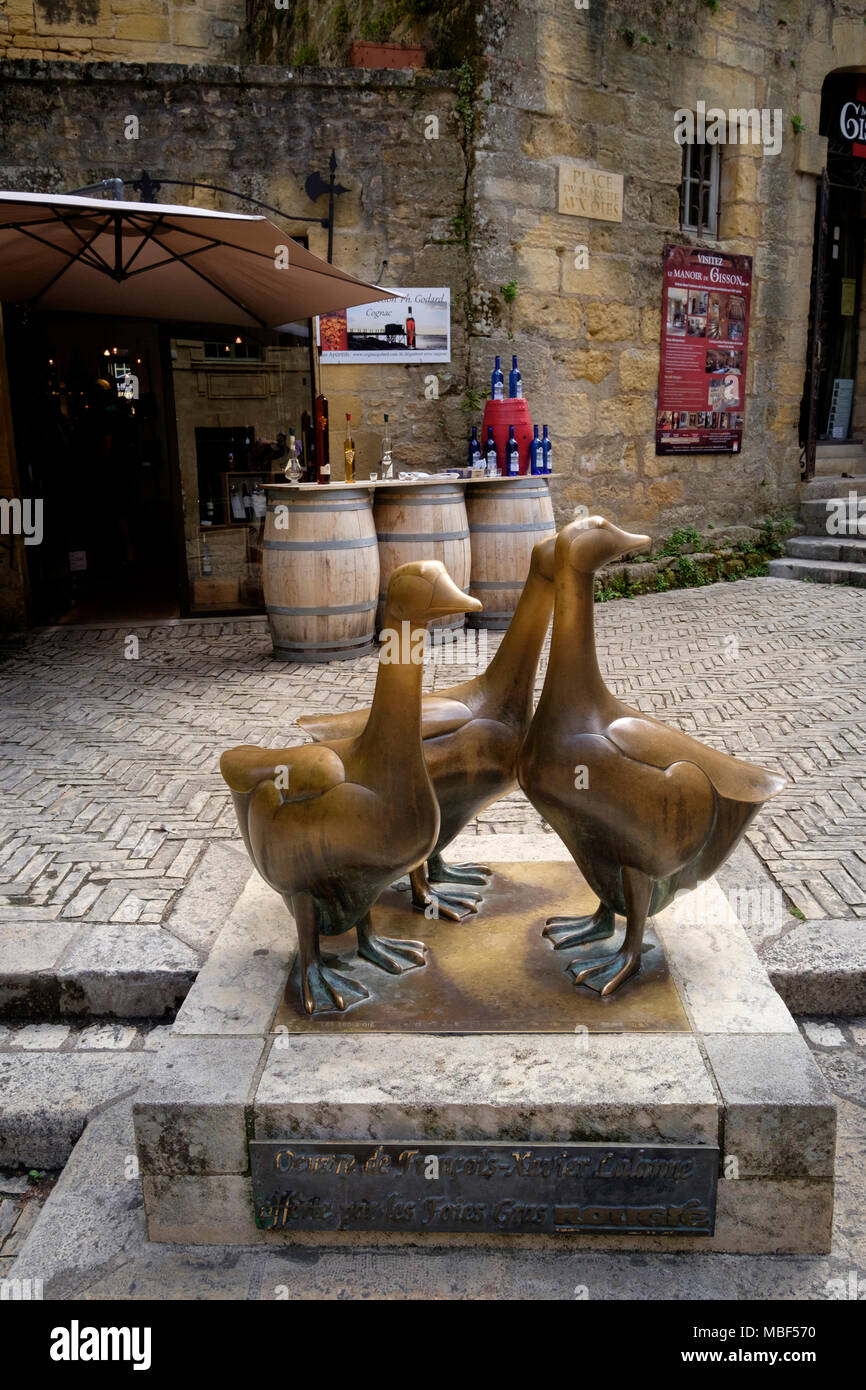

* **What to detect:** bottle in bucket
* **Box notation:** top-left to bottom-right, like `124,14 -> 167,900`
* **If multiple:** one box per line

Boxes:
509,355 -> 522,399
506,425 -> 520,476
491,355 -> 505,401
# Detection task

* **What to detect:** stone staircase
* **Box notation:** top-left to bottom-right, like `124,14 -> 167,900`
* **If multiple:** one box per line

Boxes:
768,441 -> 866,588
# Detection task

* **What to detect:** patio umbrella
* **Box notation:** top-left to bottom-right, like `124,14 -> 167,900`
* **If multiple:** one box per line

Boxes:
0,190 -> 398,328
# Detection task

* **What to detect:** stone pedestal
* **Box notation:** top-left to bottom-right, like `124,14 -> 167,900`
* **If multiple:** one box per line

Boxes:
133,842 -> 835,1254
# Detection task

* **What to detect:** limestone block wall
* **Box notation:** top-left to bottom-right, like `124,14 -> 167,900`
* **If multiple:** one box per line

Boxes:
0,0 -> 246,63
468,0 -> 865,532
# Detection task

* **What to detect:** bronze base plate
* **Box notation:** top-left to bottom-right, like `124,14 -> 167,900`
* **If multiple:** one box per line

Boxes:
275,861 -> 689,1034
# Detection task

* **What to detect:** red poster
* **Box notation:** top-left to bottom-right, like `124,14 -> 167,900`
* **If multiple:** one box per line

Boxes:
655,244 -> 752,455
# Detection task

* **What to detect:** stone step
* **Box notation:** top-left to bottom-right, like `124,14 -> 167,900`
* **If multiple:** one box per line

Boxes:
798,497 -> 866,536
768,556 -> 866,586
815,442 -> 866,477
785,535 -> 866,563
801,474 -> 866,502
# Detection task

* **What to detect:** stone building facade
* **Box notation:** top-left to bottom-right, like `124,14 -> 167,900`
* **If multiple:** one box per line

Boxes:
1,0 -> 865,624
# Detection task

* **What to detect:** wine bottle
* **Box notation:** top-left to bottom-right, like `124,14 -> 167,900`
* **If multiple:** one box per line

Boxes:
484,426 -> 498,477
530,424 -> 543,475
491,355 -> 504,401
315,395 -> 330,485
468,425 -> 482,471
405,306 -> 416,350
542,424 -> 552,475
229,482 -> 245,521
344,413 -> 355,483
506,425 -> 520,476
300,410 -> 314,481
381,413 -> 393,480
509,355 -> 522,399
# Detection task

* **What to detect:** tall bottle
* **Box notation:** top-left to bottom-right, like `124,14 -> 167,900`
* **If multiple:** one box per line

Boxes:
285,425 -> 301,482
509,355 -> 523,399
300,409 -> 314,481
405,306 -> 416,350
484,425 -> 498,477
506,425 -> 520,476
343,413 -> 355,483
530,423 -> 543,475
491,355 -> 505,402
381,413 -> 393,480
541,424 -> 552,475
315,394 -> 330,485
468,425 -> 482,471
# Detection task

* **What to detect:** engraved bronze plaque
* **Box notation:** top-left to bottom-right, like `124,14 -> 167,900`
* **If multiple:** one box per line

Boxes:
274,861 -> 689,1033
250,1141 -> 718,1236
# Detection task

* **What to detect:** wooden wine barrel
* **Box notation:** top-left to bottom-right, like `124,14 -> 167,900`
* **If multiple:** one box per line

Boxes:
466,477 -> 555,629
373,482 -> 471,631
262,485 -> 379,663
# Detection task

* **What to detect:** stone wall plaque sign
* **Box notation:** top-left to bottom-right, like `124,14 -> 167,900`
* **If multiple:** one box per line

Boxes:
557,162 -> 624,222
251,1141 -> 718,1236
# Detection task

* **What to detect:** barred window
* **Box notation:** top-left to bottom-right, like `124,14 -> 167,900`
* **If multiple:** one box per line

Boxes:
680,141 -> 721,238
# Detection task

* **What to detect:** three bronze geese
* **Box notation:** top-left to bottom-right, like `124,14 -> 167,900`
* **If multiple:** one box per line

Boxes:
221,515 -> 785,1014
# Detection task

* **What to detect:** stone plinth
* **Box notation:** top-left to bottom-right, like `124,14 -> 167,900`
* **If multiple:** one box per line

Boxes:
133,846 -> 835,1254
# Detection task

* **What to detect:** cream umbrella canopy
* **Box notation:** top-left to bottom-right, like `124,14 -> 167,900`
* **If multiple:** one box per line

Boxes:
0,190 -> 398,327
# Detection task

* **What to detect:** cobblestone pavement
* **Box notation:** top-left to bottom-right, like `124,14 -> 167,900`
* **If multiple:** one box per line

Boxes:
0,577 -> 863,959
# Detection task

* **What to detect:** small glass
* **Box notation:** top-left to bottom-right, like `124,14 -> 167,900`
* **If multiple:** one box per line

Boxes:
369,471 -> 378,480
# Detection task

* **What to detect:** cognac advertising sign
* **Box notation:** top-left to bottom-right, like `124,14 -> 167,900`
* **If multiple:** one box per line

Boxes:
655,244 -> 753,456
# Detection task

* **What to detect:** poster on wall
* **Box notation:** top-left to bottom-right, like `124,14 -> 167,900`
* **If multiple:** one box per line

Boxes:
655,245 -> 753,455
317,288 -> 450,364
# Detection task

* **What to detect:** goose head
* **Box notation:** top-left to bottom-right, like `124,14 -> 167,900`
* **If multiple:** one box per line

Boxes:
557,515 -> 651,575
385,560 -> 483,625
530,534 -> 557,583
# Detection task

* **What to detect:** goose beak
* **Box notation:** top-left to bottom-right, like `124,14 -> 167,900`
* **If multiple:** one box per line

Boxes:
623,530 -> 652,555
428,569 -> 483,619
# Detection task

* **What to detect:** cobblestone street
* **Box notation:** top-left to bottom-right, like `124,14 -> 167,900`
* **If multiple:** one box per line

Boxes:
1,576 -> 863,968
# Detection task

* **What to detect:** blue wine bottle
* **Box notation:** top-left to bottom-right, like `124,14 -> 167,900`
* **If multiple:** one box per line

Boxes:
491,355 -> 505,401
506,425 -> 520,476
468,425 -> 482,470
509,355 -> 522,399
485,426 -> 498,477
541,424 -> 552,475
530,424 -> 542,475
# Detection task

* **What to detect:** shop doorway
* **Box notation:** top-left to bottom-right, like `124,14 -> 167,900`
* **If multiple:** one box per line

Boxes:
801,73 -> 866,474
5,308 -> 183,625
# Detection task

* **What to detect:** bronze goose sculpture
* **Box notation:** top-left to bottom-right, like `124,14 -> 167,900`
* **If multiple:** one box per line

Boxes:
298,535 -> 556,919
518,515 -> 786,996
220,560 -> 481,1014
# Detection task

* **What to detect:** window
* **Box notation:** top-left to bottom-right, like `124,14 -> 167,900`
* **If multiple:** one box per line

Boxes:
203,340 -> 262,361
680,141 -> 721,238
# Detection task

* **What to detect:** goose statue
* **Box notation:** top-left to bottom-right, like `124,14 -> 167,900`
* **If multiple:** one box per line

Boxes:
220,560 -> 481,1014
297,535 -> 556,919
518,515 -> 786,995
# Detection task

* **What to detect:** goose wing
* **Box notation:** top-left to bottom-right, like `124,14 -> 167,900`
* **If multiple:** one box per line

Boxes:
220,742 -> 346,802
606,715 -> 786,804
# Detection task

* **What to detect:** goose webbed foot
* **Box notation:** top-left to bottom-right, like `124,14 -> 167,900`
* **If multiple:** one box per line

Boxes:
428,852 -> 492,888
301,960 -> 370,1015
543,904 -> 615,949
410,863 -> 479,922
568,946 -> 641,997
357,913 -> 427,974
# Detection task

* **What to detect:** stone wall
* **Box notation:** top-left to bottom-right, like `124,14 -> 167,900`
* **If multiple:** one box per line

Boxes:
467,0 -> 866,534
0,60 -> 468,484
0,0 -> 246,63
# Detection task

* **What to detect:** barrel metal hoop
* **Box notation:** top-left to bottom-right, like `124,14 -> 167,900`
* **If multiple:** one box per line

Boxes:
266,501 -> 370,513
274,631 -> 376,651
467,489 -> 550,500
469,580 -> 525,590
267,599 -> 377,617
469,522 -> 556,533
375,492 -> 465,506
263,537 -> 378,551
376,529 -> 471,543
